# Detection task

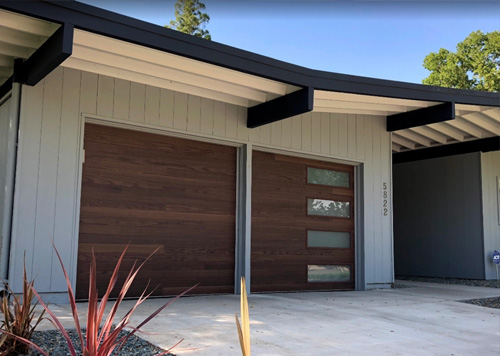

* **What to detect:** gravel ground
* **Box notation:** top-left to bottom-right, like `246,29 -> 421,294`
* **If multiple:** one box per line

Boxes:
396,275 -> 500,288
21,329 -> 175,356
459,296 -> 500,309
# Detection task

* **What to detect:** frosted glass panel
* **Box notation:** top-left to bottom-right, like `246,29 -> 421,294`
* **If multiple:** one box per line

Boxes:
307,167 -> 350,187
307,231 -> 351,248
308,265 -> 351,282
307,199 -> 350,218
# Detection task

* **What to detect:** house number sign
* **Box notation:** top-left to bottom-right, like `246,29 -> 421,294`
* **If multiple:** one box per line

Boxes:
383,182 -> 388,216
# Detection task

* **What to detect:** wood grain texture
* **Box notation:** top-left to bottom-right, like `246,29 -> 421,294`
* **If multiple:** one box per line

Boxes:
251,151 -> 355,292
77,123 -> 236,299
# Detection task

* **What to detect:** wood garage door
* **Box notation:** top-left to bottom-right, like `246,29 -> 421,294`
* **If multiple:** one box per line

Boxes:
77,124 -> 236,299
252,151 -> 355,292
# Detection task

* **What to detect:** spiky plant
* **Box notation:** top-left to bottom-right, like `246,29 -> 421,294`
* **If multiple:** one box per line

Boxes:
0,243 -> 196,355
0,259 -> 45,356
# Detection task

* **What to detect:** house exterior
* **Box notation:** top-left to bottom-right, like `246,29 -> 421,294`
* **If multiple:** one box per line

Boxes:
0,1 -> 498,302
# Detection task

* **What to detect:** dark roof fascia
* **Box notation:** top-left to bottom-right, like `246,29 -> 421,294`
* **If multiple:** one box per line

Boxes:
393,136 -> 500,164
2,0 -> 499,108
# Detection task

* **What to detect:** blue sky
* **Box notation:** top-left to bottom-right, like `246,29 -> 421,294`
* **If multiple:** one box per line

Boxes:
82,0 -> 499,84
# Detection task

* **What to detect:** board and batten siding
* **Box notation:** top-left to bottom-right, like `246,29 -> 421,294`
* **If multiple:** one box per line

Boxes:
0,96 -> 11,262
481,151 -> 500,280
9,67 -> 393,294
393,153 -> 484,279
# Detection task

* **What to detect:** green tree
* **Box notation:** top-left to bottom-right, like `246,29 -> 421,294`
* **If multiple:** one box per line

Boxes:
167,0 -> 211,40
422,30 -> 500,92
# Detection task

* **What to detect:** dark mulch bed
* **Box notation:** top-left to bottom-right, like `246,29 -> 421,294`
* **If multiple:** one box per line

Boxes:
396,275 -> 500,288
22,329 -> 175,356
459,296 -> 500,309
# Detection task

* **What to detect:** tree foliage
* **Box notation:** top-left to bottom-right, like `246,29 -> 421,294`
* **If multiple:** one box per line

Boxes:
167,0 -> 211,40
422,30 -> 500,92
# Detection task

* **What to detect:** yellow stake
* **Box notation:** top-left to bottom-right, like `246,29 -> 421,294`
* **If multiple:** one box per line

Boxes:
235,277 -> 251,356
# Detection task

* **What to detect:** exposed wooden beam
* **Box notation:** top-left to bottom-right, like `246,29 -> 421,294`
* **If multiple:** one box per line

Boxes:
393,136 -> 500,164
0,68 -> 11,77
0,42 -> 31,58
314,98 -> 405,113
313,106 -> 388,116
427,123 -> 465,142
0,12 -> 58,37
387,102 -> 455,131
395,130 -> 432,147
72,44 -> 268,102
18,23 -> 73,86
73,30 -> 290,96
0,26 -> 45,48
461,112 -> 500,136
63,57 -> 250,107
392,134 -> 416,150
314,90 -> 431,108
0,54 -> 13,68
409,126 -> 448,144
446,118 -> 483,139
455,103 -> 484,112
392,143 -> 402,152
481,108 -> 500,123
247,87 -> 313,128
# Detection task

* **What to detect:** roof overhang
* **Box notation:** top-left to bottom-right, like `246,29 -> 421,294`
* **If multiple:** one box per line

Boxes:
0,0 -> 499,157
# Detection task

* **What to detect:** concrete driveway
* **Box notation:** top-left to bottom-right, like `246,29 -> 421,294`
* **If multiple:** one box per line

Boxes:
42,281 -> 500,355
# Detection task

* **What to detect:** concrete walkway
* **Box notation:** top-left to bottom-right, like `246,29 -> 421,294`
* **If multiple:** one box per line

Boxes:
41,281 -> 500,356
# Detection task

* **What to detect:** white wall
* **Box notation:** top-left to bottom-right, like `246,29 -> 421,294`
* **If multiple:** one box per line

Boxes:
0,96 -> 11,263
10,67 -> 393,293
481,151 -> 500,280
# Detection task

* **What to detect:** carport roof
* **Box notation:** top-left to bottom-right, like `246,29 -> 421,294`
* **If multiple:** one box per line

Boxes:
0,0 -> 499,155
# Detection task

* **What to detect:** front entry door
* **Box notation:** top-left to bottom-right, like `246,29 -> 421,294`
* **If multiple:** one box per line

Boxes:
251,151 -> 355,292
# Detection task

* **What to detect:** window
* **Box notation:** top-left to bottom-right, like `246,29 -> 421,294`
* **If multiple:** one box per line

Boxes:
307,198 -> 350,218
307,265 -> 351,282
307,167 -> 350,188
307,230 -> 351,248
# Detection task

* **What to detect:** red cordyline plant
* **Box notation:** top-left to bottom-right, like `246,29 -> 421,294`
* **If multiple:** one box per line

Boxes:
1,243 -> 196,356
0,259 -> 45,355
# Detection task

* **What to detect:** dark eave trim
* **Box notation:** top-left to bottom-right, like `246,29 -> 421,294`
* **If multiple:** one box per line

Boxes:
393,137 -> 500,164
18,23 -> 73,86
247,87 -> 313,128
1,0 -> 499,107
387,102 -> 455,132
0,76 -> 12,101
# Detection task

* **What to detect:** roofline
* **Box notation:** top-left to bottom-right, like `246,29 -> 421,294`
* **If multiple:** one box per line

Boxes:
1,0 -> 499,107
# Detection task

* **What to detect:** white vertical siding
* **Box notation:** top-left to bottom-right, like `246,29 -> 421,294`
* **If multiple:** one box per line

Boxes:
0,97 -> 12,261
10,68 -> 394,293
481,151 -> 500,280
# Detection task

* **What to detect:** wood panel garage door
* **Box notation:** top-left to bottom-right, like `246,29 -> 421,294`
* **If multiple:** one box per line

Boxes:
252,151 -> 355,292
77,124 -> 236,299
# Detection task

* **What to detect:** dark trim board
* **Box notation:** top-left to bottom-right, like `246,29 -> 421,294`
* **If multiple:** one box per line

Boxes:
393,137 -> 500,164
17,23 -> 73,86
387,102 -> 455,132
0,0 -> 499,107
247,87 -> 313,128
0,76 -> 12,101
